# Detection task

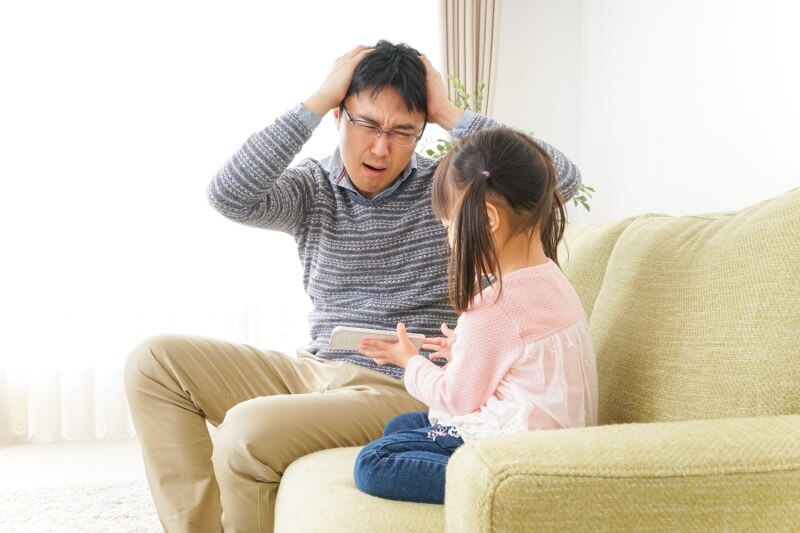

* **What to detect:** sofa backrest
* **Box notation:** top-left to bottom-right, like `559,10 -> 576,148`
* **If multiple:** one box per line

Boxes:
562,188 -> 800,425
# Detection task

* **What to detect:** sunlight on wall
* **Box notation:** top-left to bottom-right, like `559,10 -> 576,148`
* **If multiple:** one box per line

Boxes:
0,1 -> 442,372
578,0 -> 800,220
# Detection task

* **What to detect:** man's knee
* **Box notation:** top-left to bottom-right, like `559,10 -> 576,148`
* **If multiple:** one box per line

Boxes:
210,399 -> 287,482
124,334 -> 184,399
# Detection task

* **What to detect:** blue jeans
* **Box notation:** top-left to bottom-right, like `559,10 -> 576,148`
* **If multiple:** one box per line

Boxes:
353,411 -> 465,504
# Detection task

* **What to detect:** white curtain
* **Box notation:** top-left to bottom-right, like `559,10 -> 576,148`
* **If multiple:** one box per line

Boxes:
0,0 -> 442,444
440,0 -> 501,115
0,369 -> 134,442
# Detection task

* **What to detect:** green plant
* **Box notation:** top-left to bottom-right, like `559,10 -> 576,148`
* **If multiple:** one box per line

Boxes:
422,76 -> 595,212
450,76 -> 485,114
424,75 -> 481,160
572,184 -> 595,212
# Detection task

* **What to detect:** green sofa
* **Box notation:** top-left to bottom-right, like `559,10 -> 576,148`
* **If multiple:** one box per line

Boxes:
274,188 -> 800,532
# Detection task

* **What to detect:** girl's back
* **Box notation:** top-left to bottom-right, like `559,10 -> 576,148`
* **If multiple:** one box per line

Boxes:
409,259 -> 597,442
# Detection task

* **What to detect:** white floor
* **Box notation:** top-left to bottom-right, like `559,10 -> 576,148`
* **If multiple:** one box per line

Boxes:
0,438 -> 147,490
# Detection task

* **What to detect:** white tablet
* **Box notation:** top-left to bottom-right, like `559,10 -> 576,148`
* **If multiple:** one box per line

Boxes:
329,326 -> 425,351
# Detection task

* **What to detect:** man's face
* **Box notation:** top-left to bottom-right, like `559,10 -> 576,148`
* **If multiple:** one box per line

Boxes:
334,87 -> 426,199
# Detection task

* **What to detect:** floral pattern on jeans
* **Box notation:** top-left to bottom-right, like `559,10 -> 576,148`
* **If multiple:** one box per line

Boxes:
427,424 -> 462,442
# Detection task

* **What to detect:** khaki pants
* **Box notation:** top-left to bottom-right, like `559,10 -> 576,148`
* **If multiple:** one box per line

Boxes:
124,334 -> 426,533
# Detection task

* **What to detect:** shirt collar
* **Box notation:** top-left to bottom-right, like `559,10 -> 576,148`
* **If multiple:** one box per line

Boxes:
325,148 -> 418,201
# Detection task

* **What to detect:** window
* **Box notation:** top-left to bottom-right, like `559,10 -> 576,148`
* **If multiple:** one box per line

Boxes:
0,0 -> 442,442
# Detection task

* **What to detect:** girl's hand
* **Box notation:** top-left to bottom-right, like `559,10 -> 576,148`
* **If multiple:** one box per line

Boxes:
358,322 -> 420,368
422,322 -> 455,363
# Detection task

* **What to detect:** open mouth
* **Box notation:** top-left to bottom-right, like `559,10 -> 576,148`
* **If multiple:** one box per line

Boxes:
362,163 -> 386,176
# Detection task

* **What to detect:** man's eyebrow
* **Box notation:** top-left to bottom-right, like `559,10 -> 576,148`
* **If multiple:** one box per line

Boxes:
356,111 -> 421,132
391,122 -> 422,132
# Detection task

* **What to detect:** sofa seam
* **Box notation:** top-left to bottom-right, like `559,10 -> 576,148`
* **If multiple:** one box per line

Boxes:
486,464 -> 800,480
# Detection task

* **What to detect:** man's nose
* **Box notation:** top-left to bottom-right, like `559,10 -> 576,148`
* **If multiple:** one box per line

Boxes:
370,131 -> 391,156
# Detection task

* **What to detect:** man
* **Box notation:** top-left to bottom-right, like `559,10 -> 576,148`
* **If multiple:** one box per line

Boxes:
126,41 -> 581,532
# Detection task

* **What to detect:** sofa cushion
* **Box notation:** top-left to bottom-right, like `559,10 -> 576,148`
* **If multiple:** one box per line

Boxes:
446,414 -> 800,533
274,446 -> 443,533
582,188 -> 800,424
561,217 -> 640,317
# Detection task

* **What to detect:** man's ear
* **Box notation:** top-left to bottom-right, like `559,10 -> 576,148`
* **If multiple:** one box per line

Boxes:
332,107 -> 341,129
485,202 -> 501,234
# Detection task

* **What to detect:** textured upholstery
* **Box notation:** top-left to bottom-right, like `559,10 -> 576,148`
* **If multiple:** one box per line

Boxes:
585,192 -> 800,424
446,414 -> 800,532
274,188 -> 800,532
274,446 -> 443,532
560,216 -> 639,317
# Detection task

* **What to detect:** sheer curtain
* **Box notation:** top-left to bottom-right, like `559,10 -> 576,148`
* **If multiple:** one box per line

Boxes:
0,0 -> 442,444
440,0 -> 500,115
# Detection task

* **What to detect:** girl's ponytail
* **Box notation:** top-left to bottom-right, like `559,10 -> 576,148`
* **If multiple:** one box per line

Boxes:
449,175 -> 500,314
539,188 -> 566,266
526,140 -> 566,266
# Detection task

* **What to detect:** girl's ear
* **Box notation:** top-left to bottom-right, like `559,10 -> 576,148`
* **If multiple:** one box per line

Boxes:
485,202 -> 501,234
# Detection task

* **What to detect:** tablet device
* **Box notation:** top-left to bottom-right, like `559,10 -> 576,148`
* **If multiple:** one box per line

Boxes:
329,326 -> 425,351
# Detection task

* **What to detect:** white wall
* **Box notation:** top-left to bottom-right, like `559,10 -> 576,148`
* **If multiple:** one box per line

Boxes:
495,0 -> 800,222
492,0 -> 581,163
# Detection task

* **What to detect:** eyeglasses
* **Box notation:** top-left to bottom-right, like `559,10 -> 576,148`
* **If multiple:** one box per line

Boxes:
341,106 -> 425,147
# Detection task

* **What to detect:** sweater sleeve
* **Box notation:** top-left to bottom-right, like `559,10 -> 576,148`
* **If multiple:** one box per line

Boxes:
207,106 -> 319,236
452,111 -> 582,201
404,304 -> 523,415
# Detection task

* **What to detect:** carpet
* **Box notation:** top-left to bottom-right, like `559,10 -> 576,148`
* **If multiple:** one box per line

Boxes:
0,481 -> 161,533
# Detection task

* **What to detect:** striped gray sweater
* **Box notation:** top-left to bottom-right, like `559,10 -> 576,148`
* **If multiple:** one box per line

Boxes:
208,108 -> 581,379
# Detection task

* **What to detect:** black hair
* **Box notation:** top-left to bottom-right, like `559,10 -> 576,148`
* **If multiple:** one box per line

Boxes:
431,127 -> 566,314
342,40 -> 427,114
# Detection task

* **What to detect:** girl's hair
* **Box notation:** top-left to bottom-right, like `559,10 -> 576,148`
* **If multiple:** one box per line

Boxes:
431,127 -> 566,314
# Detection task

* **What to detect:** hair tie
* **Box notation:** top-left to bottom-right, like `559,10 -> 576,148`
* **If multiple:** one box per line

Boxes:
480,170 -> 491,179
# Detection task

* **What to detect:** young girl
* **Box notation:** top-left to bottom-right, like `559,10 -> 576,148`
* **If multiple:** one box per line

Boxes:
353,127 -> 598,504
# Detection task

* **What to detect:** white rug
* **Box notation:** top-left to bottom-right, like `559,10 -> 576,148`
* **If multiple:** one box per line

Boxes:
0,481 -> 161,533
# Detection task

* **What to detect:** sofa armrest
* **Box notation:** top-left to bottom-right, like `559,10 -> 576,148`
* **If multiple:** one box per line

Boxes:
445,414 -> 800,532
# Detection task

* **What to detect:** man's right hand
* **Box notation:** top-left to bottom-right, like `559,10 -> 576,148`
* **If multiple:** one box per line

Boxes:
303,45 -> 373,117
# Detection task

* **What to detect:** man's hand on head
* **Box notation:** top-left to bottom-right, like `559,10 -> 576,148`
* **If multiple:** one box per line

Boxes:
419,54 -> 464,131
303,45 -> 374,118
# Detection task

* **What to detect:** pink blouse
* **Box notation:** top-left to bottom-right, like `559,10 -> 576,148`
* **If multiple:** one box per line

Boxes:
404,260 -> 597,442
